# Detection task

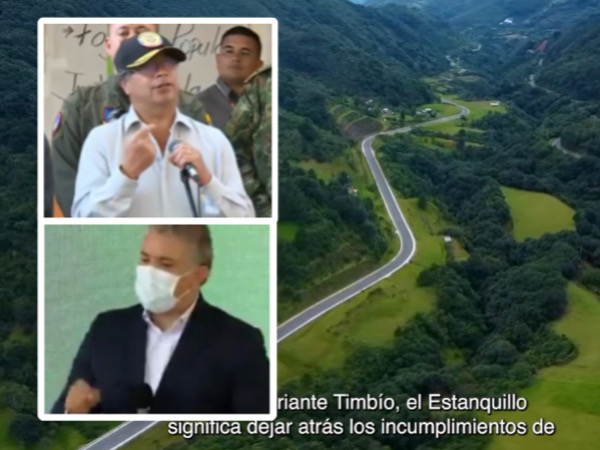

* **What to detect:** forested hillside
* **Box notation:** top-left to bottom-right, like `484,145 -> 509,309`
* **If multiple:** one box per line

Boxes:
1,0 -> 598,447
0,0 -> 459,447
368,0 -> 600,31
537,18 -> 600,100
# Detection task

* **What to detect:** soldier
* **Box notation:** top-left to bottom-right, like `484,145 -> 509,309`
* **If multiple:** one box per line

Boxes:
198,26 -> 263,131
51,23 -> 209,216
226,65 -> 272,217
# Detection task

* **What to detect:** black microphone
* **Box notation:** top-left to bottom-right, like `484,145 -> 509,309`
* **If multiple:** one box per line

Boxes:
132,383 -> 153,414
168,139 -> 199,183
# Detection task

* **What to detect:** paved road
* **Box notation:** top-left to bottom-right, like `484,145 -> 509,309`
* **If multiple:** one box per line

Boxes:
79,422 -> 157,450
550,137 -> 582,159
80,98 -> 470,450
277,98 -> 469,342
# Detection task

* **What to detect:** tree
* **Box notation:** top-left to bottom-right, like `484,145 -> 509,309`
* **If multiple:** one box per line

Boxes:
9,414 -> 43,446
0,382 -> 36,415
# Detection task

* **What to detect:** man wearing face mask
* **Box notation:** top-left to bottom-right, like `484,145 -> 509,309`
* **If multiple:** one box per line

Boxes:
51,225 -> 270,414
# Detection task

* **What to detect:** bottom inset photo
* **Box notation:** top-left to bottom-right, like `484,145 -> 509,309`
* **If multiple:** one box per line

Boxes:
39,223 -> 276,421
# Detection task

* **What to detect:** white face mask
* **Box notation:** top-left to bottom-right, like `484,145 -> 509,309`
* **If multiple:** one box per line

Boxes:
134,265 -> 192,313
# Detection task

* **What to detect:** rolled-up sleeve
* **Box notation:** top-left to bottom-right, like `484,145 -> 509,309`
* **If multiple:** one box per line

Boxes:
71,128 -> 138,217
201,132 -> 256,218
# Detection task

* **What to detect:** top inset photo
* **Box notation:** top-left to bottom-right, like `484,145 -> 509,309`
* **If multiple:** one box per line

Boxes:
39,18 -> 277,219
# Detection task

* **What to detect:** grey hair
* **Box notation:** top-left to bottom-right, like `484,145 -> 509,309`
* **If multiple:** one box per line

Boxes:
148,225 -> 213,268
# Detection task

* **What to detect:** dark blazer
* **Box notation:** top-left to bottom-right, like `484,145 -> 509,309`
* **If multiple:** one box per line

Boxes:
51,295 -> 270,414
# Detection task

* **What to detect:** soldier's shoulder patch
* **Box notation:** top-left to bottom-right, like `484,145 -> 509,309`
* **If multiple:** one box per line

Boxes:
52,112 -> 62,137
103,106 -> 116,123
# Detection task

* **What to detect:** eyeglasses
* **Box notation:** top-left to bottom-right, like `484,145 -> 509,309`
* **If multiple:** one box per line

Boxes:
132,56 -> 179,76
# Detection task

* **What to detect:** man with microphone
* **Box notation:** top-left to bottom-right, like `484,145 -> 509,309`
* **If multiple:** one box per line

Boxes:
71,31 -> 253,217
52,225 -> 270,414
51,23 -> 210,217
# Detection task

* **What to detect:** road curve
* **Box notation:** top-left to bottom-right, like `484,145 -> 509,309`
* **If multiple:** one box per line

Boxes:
80,98 -> 469,450
276,134 -> 416,341
277,98 -> 469,341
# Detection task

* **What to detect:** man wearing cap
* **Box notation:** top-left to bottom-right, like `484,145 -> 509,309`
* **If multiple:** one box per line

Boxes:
51,24 -> 210,217
197,26 -> 263,131
71,32 -> 254,218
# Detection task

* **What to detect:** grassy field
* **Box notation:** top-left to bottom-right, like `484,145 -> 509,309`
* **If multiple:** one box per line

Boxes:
278,258 -> 382,323
414,135 -> 457,151
49,427 -> 91,450
487,283 -> 600,450
123,424 -> 183,450
419,94 -> 506,135
419,102 -> 461,119
277,198 -> 458,383
296,158 -> 346,181
443,95 -> 507,120
422,121 -> 482,135
451,239 -> 470,261
501,187 -> 576,241
423,76 -> 450,93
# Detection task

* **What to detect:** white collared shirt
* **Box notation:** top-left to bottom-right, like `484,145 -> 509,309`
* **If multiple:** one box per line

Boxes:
71,107 -> 255,217
142,300 -> 197,394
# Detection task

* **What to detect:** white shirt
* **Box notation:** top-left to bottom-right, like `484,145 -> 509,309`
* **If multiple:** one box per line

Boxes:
71,107 -> 255,218
142,301 -> 196,394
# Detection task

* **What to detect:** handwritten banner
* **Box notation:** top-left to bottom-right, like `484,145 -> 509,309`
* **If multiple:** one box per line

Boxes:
43,23 -> 271,137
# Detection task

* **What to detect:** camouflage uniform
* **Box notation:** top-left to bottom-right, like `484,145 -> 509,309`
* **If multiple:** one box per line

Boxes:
226,65 -> 272,217
51,76 -> 209,216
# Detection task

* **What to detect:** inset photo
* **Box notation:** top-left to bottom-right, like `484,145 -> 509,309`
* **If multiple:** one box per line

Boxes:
39,223 -> 276,421
39,18 -> 277,219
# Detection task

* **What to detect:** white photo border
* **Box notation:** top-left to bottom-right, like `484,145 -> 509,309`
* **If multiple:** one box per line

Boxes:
37,16 -> 279,422
37,16 -> 279,223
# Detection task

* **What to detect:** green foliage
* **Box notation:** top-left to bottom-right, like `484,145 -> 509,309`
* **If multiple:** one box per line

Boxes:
0,382 -> 36,416
277,166 -> 387,299
3,0 -> 600,449
538,19 -> 600,101
9,414 -> 43,446
581,266 -> 600,295
523,326 -> 577,368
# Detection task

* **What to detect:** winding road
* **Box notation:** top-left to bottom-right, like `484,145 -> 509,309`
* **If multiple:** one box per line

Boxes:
79,99 -> 470,450
550,137 -> 582,159
278,99 -> 469,341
